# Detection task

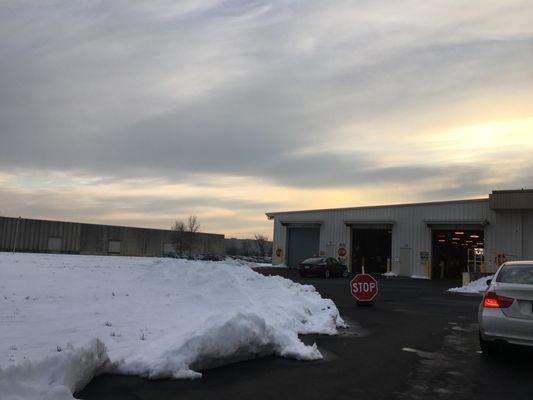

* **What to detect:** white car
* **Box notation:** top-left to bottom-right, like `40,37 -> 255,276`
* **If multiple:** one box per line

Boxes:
479,261 -> 533,355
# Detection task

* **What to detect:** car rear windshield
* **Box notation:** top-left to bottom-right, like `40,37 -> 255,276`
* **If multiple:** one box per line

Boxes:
302,257 -> 326,264
496,264 -> 533,285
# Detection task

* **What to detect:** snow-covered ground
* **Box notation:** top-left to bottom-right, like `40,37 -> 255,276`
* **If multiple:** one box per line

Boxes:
0,253 -> 344,400
447,275 -> 494,294
380,272 -> 429,279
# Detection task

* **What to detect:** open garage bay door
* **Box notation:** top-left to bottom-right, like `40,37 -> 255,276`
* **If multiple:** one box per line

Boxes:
287,227 -> 320,268
351,227 -> 392,274
431,229 -> 485,279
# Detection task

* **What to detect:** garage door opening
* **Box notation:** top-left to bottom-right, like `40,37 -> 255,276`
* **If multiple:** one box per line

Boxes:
431,229 -> 485,279
351,228 -> 392,274
286,227 -> 320,268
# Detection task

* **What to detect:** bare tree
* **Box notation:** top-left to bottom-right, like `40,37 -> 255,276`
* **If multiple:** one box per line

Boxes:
171,216 -> 201,258
254,234 -> 269,257
170,220 -> 187,257
185,215 -> 200,257
187,215 -> 200,233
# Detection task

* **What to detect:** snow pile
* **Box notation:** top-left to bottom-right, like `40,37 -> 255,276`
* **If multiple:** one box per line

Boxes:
0,340 -> 108,400
410,275 -> 430,280
448,275 -> 494,294
382,271 -> 398,277
0,253 -> 344,400
256,263 -> 286,268
222,257 -> 283,269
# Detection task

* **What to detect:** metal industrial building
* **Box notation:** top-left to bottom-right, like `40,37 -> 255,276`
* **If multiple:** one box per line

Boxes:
267,190 -> 533,279
0,216 -> 225,257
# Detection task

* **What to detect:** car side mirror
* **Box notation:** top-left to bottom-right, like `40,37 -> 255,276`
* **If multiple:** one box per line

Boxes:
486,279 -> 492,286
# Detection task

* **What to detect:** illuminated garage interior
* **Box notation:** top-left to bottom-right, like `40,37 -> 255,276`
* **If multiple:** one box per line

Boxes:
431,229 -> 485,279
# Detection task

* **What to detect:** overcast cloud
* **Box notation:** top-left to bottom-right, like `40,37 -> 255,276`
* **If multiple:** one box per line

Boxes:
1,1 -> 533,237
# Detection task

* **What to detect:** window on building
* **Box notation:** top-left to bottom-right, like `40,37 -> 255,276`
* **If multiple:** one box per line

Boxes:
108,240 -> 122,254
47,237 -> 62,252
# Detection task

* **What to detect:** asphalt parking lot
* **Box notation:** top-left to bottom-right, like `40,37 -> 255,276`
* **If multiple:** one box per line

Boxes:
79,270 -> 533,400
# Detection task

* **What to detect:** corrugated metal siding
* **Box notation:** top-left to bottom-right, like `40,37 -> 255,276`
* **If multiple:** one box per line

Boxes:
270,199 -> 533,275
489,191 -> 533,210
484,210 -> 522,268
0,217 -> 81,253
0,217 -> 224,256
523,211 -> 533,259
0,218 -> 17,250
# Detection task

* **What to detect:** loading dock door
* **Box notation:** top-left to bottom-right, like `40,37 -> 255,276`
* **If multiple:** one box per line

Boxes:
287,227 -> 320,267
351,227 -> 392,274
431,229 -> 485,279
47,237 -> 62,253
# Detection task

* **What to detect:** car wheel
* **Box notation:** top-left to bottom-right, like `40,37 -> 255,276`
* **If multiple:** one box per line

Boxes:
299,271 -> 307,278
342,269 -> 349,278
324,269 -> 331,279
479,332 -> 497,357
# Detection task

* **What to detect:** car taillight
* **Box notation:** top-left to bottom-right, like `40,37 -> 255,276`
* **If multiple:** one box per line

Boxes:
483,291 -> 514,308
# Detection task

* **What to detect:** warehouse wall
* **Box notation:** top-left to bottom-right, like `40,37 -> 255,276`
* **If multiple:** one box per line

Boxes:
523,210 -> 533,260
270,199 -> 533,277
0,217 -> 81,253
486,209 -> 533,263
0,216 -> 225,257
78,224 -> 171,256
195,232 -> 226,256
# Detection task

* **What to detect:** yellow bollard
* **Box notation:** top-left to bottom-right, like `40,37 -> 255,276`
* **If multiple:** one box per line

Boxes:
386,258 -> 391,273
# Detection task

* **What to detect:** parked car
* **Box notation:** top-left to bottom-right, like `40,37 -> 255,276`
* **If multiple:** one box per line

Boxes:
479,261 -> 533,356
298,257 -> 348,278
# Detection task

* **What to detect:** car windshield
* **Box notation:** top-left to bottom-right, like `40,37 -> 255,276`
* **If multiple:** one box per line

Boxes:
496,264 -> 533,285
302,257 -> 326,264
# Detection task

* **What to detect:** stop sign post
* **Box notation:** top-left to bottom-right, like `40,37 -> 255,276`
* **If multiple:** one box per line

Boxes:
350,274 -> 378,305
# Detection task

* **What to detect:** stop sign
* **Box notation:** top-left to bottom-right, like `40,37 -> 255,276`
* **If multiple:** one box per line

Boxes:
350,274 -> 378,302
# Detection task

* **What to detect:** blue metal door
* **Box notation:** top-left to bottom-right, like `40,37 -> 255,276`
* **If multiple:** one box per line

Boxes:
287,227 -> 320,267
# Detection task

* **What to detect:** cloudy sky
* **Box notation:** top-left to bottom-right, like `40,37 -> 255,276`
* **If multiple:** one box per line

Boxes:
1,1 -> 533,238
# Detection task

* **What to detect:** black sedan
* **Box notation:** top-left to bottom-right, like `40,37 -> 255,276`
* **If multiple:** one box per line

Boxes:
298,257 -> 349,278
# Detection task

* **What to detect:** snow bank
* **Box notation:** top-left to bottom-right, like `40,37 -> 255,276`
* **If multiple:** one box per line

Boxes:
447,275 -> 494,294
0,253 -> 344,399
410,275 -> 430,280
382,271 -> 398,277
0,340 -> 108,400
222,257 -> 284,269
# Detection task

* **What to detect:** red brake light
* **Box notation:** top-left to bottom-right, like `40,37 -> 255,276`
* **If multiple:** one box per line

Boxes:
483,291 -> 514,308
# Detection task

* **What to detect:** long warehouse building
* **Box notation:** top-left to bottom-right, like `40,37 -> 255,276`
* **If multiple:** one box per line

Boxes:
266,189 -> 533,279
0,216 -> 225,257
